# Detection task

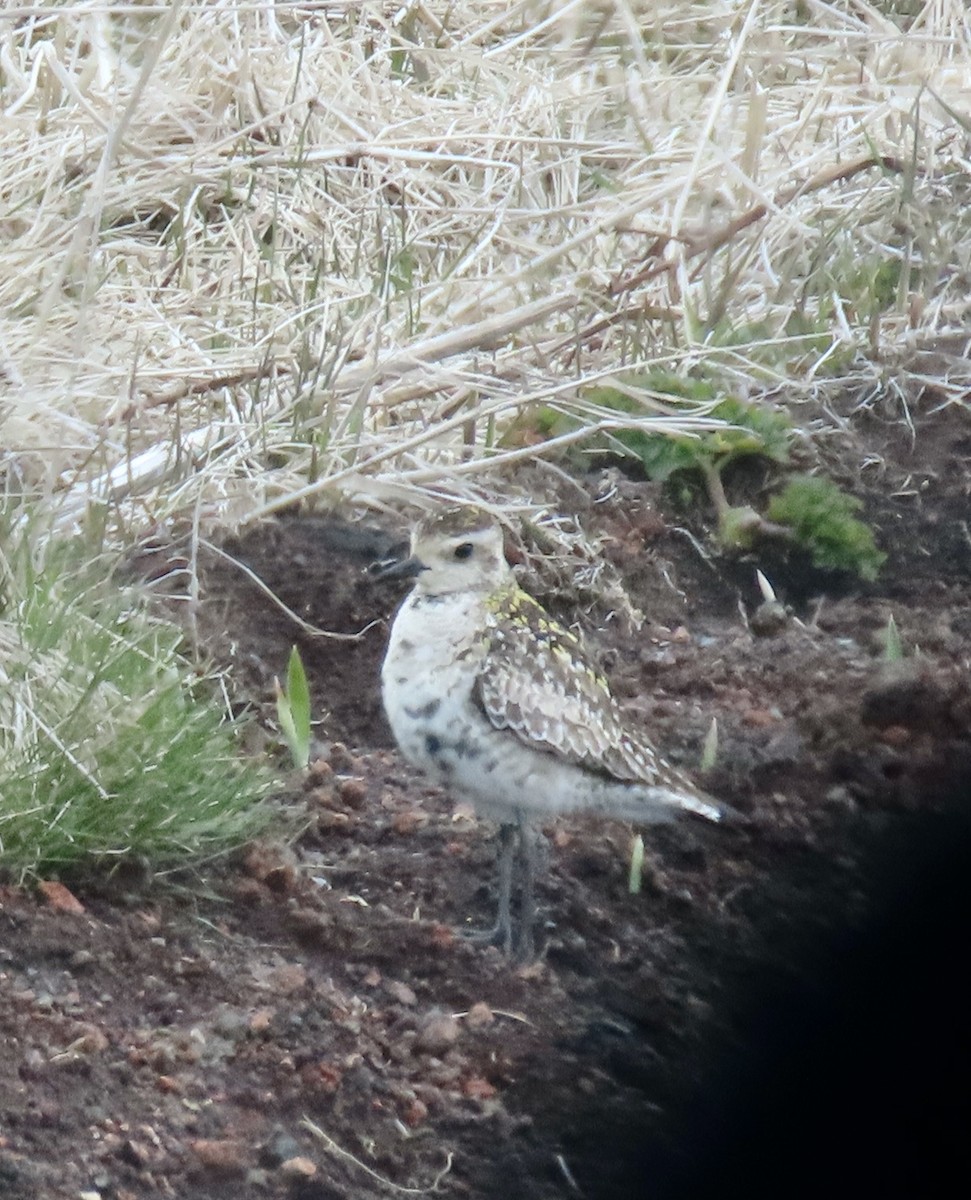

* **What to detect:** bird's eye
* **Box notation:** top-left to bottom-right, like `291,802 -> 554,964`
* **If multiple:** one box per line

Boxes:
453,542 -> 474,561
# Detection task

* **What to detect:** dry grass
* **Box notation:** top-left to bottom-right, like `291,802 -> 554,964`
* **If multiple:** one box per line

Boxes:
1,0 -> 970,537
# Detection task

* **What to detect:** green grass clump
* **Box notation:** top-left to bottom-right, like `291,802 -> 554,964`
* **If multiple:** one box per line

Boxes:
0,530 -> 273,880
766,476 -> 886,581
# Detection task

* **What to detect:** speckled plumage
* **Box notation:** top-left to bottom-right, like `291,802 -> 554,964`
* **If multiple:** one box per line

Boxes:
380,506 -> 724,955
478,584 -> 685,791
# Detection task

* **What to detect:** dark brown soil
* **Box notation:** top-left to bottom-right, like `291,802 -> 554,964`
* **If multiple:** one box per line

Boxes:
2,386 -> 970,1200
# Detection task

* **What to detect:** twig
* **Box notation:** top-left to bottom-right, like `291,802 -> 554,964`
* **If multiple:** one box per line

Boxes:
562,154 -> 905,360
300,1117 -> 453,1194
610,154 -> 905,298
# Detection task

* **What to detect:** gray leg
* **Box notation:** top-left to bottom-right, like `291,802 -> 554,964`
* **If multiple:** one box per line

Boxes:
460,821 -> 516,951
515,819 -> 538,962
495,821 -> 516,956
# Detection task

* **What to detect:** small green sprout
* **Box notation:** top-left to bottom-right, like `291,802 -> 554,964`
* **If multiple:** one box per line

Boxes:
275,645 -> 312,770
502,375 -> 883,581
628,833 -> 645,895
756,569 -> 777,602
700,718 -> 719,773
881,614 -> 904,662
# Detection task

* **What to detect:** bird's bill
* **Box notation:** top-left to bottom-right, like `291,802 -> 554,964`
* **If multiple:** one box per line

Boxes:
369,553 -> 429,580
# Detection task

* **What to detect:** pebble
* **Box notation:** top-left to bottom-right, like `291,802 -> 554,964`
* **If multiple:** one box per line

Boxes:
259,1131 -> 302,1166
280,1156 -> 317,1178
415,1011 -> 460,1055
386,980 -> 417,1006
189,1138 -> 246,1174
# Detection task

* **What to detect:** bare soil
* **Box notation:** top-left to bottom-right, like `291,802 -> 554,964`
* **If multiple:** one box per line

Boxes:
2,384 -> 970,1200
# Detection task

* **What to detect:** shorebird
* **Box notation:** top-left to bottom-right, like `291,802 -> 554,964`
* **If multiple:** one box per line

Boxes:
379,506 -> 726,958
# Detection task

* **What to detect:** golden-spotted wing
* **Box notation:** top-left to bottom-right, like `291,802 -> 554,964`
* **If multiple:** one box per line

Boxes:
472,587 -> 671,786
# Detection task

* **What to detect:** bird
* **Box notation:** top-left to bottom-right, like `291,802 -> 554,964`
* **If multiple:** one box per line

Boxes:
378,504 -> 727,959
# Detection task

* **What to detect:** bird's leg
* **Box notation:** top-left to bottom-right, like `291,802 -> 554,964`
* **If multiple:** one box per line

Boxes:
495,821 -> 517,956
460,821 -> 516,951
515,820 -> 542,961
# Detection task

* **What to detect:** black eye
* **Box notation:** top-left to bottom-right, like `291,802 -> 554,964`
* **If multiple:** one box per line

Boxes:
453,542 -> 474,560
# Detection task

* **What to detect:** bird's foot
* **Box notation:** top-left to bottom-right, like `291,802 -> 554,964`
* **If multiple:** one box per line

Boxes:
458,919 -> 513,956
457,918 -> 542,963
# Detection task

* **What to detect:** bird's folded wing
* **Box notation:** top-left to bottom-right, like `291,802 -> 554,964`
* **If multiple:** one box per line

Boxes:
472,594 -> 667,786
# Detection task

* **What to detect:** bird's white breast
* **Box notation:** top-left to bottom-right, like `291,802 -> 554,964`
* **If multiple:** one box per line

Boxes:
382,590 -> 488,773
381,588 -> 551,821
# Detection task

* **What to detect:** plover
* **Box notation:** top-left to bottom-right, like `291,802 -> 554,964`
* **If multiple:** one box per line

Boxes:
379,506 -> 726,957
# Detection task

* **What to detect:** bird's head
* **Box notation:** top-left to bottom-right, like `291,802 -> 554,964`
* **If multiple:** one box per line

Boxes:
392,506 -> 512,597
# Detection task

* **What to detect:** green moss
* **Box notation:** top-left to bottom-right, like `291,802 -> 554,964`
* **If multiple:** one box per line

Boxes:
767,476 -> 886,580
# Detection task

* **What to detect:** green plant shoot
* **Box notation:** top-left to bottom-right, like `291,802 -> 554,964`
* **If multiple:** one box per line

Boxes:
881,614 -> 904,662
700,718 -> 719,773
628,833 -> 645,895
276,645 -> 312,770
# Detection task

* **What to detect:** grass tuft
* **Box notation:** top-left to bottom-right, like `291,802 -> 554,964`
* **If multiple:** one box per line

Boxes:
0,518 -> 273,881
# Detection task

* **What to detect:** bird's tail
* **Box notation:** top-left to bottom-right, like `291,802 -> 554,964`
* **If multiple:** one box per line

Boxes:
593,777 -> 735,826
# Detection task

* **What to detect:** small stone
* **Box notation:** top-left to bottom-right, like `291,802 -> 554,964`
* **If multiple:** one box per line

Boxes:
36,880 -> 85,914
387,981 -> 417,1006
401,1098 -> 428,1127
338,778 -> 368,809
824,785 -> 852,809
327,742 -> 357,772
312,1062 -> 342,1093
249,1008 -> 274,1033
259,1131 -> 301,1167
317,810 -> 351,833
391,810 -> 424,835
750,600 -> 789,637
263,864 -> 297,894
429,924 -> 456,951
135,910 -> 162,934
462,1076 -> 497,1100
214,1008 -> 249,1037
258,963 -> 307,995
242,843 -> 296,884
232,878 -> 269,906
190,1138 -> 246,1174
118,1139 -> 150,1168
67,1025 -> 110,1055
306,783 -> 339,809
307,758 -> 334,784
20,1047 -> 45,1078
280,1156 -> 317,1179
415,1011 -> 460,1055
744,707 -> 780,728
465,1002 -> 494,1028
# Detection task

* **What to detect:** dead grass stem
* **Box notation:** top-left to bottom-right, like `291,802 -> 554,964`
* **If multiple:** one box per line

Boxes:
1,1 -> 969,536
